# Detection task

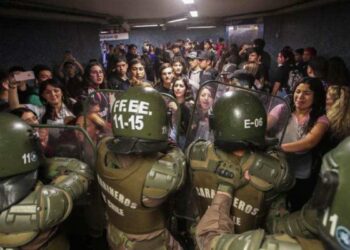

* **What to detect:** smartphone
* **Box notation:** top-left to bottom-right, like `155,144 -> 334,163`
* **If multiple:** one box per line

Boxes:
14,71 -> 35,82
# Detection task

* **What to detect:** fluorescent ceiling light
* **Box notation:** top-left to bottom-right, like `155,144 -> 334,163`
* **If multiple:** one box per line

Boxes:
133,24 -> 158,28
182,0 -> 194,4
167,17 -> 188,23
100,31 -> 109,34
190,11 -> 198,17
187,26 -> 216,29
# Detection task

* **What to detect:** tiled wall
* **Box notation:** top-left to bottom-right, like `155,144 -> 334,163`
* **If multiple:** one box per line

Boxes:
0,18 -> 101,70
264,2 -> 350,66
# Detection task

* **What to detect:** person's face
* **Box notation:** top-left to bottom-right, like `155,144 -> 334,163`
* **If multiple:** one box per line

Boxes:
307,65 -> 315,78
172,47 -> 180,54
161,67 -> 174,85
326,92 -> 336,111
199,88 -> 213,111
277,53 -> 285,65
199,59 -> 209,70
303,51 -> 312,62
189,58 -> 199,70
248,52 -> 259,63
116,61 -> 128,76
173,80 -> 186,98
38,70 -> 52,83
75,116 -> 97,142
65,64 -> 77,78
131,63 -> 145,80
130,46 -> 137,55
294,83 -> 314,111
21,111 -> 39,125
89,65 -> 104,85
42,84 -> 63,106
184,42 -> 192,50
294,52 -> 303,63
204,42 -> 210,50
172,62 -> 183,76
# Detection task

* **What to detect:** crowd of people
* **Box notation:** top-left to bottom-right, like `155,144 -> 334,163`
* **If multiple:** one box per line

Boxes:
1,37 -> 350,250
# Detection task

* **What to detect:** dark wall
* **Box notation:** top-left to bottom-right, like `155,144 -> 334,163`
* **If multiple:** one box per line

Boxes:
115,26 -> 227,49
0,18 -> 101,71
264,2 -> 350,66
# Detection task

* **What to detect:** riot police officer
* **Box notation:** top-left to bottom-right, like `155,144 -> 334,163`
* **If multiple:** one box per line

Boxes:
0,113 -> 93,249
187,89 -> 294,234
96,87 -> 186,249
196,136 -> 350,250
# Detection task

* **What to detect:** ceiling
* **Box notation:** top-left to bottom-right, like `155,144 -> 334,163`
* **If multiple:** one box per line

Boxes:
0,0 -> 341,28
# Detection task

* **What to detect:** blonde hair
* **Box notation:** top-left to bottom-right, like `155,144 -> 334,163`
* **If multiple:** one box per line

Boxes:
243,62 -> 259,77
327,85 -> 350,139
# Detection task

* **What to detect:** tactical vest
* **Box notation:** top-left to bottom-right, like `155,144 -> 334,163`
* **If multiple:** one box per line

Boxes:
189,141 -> 269,233
96,138 -> 166,234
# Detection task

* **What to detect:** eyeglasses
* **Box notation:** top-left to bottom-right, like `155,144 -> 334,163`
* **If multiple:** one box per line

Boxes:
91,70 -> 104,75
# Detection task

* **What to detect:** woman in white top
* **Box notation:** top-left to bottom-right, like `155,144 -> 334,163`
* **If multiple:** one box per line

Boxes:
9,78 -> 74,125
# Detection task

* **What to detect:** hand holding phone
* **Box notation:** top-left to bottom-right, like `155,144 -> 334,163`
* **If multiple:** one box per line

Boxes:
14,71 -> 35,82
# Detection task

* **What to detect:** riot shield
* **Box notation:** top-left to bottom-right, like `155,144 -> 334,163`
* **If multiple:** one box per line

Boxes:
82,89 -> 124,138
160,93 -> 181,147
185,80 -> 291,147
32,124 -> 96,169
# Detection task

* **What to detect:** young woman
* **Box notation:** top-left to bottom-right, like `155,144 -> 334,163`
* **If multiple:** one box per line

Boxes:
171,77 -> 194,148
82,62 -> 109,119
172,56 -> 188,79
9,78 -> 74,125
188,85 -> 215,143
269,77 -> 329,211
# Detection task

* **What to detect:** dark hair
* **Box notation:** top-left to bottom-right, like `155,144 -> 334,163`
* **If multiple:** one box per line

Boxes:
10,107 -> 37,119
291,77 -> 326,132
248,47 -> 262,57
253,38 -> 265,49
8,66 -> 25,73
304,47 -> 317,57
115,56 -> 128,64
0,69 -> 9,85
129,58 -> 145,68
280,47 -> 295,64
308,56 -> 327,79
39,78 -> 71,123
295,48 -> 304,55
83,61 -> 106,89
159,63 -> 172,76
326,56 -> 350,86
32,64 -> 52,79
174,77 -> 194,103
172,56 -> 187,75
128,44 -> 137,50
204,40 -> 213,48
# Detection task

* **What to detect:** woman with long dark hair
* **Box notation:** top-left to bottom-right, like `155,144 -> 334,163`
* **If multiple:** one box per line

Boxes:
269,77 -> 329,211
82,61 -> 109,119
171,77 -> 194,148
9,78 -> 74,125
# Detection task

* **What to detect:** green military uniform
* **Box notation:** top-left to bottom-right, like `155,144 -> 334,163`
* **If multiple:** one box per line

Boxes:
188,140 -> 292,233
196,135 -> 350,250
0,113 -> 93,249
188,90 -> 294,233
96,87 -> 186,249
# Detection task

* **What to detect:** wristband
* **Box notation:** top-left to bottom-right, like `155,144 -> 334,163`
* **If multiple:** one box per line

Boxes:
217,183 -> 234,195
